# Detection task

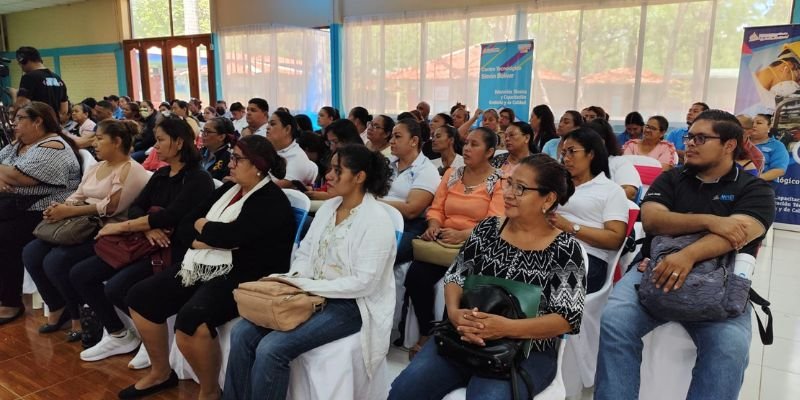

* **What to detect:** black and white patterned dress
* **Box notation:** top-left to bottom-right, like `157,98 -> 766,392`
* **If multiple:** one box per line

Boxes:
443,217 -> 586,352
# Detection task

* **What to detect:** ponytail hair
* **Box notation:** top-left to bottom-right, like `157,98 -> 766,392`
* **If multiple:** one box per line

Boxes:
97,119 -> 138,153
335,144 -> 392,197
210,117 -> 238,146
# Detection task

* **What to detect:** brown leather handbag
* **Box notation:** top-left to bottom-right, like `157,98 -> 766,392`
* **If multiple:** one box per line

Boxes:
233,276 -> 326,331
33,215 -> 102,245
412,238 -> 464,267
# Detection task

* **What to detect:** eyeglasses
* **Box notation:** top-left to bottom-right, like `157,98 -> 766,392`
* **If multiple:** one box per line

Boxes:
560,147 -> 586,158
231,154 -> 249,166
682,134 -> 722,145
644,124 -> 660,131
201,128 -> 219,136
501,178 -> 546,197
368,122 -> 384,131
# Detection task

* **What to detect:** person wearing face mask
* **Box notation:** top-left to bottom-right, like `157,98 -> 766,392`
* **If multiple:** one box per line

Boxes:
132,101 -> 158,163
755,57 -> 800,102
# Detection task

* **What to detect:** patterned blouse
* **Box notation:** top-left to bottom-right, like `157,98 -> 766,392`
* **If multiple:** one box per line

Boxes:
444,217 -> 586,352
0,136 -> 81,211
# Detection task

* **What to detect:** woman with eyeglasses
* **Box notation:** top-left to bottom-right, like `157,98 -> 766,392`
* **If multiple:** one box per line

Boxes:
547,127 -> 628,294
622,115 -> 677,171
751,113 -> 790,182
365,114 -> 394,157
403,127 -> 504,359
389,154 -> 586,400
542,110 -> 583,159
201,117 -> 236,181
491,121 -> 539,177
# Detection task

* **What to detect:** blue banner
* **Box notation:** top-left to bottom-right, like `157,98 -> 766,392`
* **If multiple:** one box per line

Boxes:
735,24 -> 800,231
477,40 -> 534,123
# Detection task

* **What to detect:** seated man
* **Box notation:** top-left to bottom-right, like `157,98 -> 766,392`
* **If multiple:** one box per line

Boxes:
595,109 -> 775,400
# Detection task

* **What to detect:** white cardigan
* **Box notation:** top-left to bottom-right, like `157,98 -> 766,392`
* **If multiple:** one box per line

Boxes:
278,193 -> 397,377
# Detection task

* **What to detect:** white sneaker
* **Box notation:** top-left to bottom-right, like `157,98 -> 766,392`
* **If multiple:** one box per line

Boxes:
128,344 -> 151,370
80,330 -> 141,362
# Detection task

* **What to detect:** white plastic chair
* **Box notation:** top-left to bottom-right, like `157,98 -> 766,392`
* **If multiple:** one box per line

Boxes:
285,202 -> 403,400
79,149 -> 97,177
282,189 -> 311,260
621,155 -> 662,200
562,202 -> 640,397
638,322 -> 696,399
443,244 -> 589,400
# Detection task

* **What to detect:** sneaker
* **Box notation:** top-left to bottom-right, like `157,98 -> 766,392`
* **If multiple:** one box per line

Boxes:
128,344 -> 151,370
80,330 -> 141,362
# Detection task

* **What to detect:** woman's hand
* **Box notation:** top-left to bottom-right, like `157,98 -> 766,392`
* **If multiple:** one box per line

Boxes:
42,203 -> 74,223
95,222 -> 126,239
194,218 -> 208,234
192,240 -> 212,249
546,212 -> 573,233
421,222 -> 442,241
438,228 -> 468,244
458,311 -> 512,345
144,228 -> 171,248
447,307 -> 485,345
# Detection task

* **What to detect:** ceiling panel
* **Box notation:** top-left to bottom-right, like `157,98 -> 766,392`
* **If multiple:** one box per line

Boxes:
0,0 -> 87,15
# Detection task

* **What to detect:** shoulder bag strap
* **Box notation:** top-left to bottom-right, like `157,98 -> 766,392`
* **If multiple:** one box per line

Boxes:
749,288 -> 773,345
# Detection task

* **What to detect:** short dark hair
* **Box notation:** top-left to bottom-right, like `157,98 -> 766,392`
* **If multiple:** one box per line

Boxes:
236,135 -> 286,179
518,154 -> 575,212
564,110 -> 584,128
694,109 -> 743,159
396,118 -> 423,150
471,126 -> 499,158
272,110 -> 300,139
435,124 -> 463,154
434,113 -> 454,126
230,102 -> 245,112
295,114 -> 314,132
624,111 -> 644,126
155,116 -> 202,168
349,107 -> 372,126
335,144 -> 392,197
510,121 -> 539,154
693,102 -> 710,111
500,107 -> 515,122
325,119 -> 363,146
563,126 -> 611,179
208,117 -> 237,145
248,98 -> 269,113
321,106 -> 340,120
648,115 -> 669,133
96,100 -> 114,111
375,115 -> 395,143
105,95 -> 120,102
81,97 -> 98,109
586,106 -> 608,120
16,46 -> 42,64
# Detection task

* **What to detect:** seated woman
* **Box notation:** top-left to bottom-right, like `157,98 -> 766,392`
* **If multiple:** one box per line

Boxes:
66,103 -> 96,146
542,110 -> 583,159
201,117 -> 236,181
132,101 -> 158,163
389,154 -> 586,400
431,113 -> 454,132
381,118 -> 441,265
23,120 -> 150,341
734,115 -> 765,176
529,104 -> 558,153
498,107 -> 515,132
404,127 -> 504,358
622,115 -> 677,170
268,111 -> 319,189
751,113 -> 790,181
348,106 -> 371,142
587,119 -> 642,201
119,135 -> 296,399
365,114 -> 394,157
315,106 -> 340,135
307,119 -> 366,201
547,127 -> 628,293
70,116 -> 214,361
481,109 -> 503,149
0,102 -> 82,324
491,121 -> 538,177
171,100 -> 202,143
430,125 -> 464,175
223,144 -> 397,400
297,130 -> 330,189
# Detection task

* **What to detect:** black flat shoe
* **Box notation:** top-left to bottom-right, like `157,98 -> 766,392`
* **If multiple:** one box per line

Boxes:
66,330 -> 82,343
0,306 -> 25,326
39,311 -> 71,333
118,370 -> 178,399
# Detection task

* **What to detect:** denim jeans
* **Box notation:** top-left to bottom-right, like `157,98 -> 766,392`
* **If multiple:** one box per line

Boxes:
389,339 -> 558,400
222,298 -> 362,400
594,268 -> 752,400
22,239 -> 96,320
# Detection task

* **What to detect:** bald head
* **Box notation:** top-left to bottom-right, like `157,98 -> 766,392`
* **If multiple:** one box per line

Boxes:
416,101 -> 431,120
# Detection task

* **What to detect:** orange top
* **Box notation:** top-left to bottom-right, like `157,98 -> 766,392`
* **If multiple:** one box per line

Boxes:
426,166 -> 505,230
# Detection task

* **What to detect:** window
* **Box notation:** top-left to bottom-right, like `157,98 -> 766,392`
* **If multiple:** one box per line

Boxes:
130,0 -> 211,39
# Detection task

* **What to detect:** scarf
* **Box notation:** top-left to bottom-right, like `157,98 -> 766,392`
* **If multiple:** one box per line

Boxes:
177,177 -> 271,286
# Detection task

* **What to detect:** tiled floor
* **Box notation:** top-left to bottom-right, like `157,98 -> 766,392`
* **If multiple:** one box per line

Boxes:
2,229 -> 799,399
386,228 -> 800,400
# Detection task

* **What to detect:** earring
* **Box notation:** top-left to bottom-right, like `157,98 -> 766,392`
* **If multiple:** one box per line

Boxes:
256,172 -> 261,177
541,207 -> 547,214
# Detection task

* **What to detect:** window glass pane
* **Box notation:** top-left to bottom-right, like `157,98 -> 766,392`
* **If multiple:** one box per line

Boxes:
147,47 -> 166,103
578,7 -> 641,120
423,19 -> 467,114
129,49 -> 143,101
384,23 -> 421,115
130,0 -> 171,39
345,23 -> 386,114
172,45 -> 191,101
710,0 -> 793,112
197,45 -> 210,106
640,1 -> 714,122
527,10 -> 581,115
172,0 -> 212,36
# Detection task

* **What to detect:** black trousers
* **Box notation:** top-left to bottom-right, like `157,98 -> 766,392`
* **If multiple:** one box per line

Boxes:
0,211 -> 41,308
404,260 -> 448,336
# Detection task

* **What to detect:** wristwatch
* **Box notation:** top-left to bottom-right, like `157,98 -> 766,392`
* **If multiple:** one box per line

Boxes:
572,224 -> 581,234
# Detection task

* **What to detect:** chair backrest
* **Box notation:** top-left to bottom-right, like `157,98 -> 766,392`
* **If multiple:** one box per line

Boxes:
377,202 -> 404,247
79,149 -> 97,178
626,200 -> 640,236
305,159 -> 319,187
282,189 -> 311,250
622,154 -> 662,185
213,179 -> 224,189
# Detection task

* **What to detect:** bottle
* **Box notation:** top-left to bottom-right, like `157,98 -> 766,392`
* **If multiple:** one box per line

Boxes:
733,253 -> 756,280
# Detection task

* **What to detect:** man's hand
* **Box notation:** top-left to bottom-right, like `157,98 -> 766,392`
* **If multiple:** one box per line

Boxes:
651,251 -> 695,293
706,216 -> 749,250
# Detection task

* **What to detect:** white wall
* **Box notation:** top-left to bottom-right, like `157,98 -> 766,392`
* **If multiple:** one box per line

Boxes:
214,0 -> 334,29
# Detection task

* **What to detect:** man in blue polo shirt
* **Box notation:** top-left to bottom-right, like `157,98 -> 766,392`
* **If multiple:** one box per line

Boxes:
665,102 -> 709,164
595,109 -> 775,400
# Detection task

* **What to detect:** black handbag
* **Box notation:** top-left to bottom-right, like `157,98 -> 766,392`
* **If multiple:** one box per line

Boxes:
432,275 -> 542,400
